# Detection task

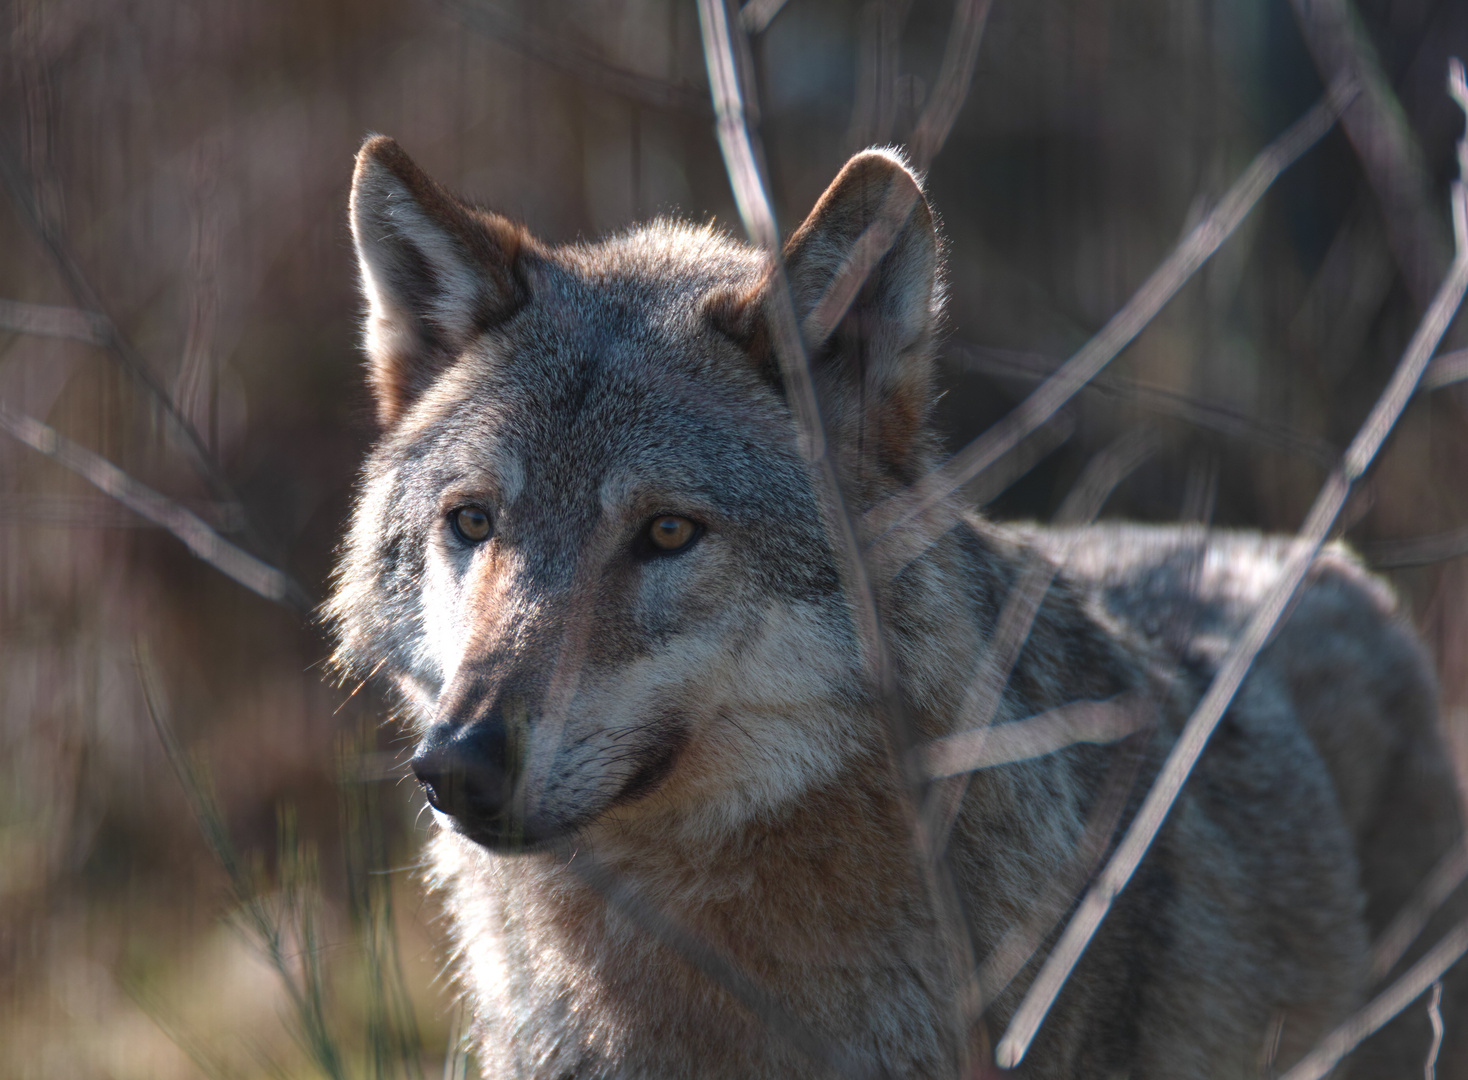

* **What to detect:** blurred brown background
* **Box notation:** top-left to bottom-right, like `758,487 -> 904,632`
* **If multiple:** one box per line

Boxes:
3,0 -> 1468,1076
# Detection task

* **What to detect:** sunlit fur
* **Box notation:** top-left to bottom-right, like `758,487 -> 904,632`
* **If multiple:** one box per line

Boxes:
329,137 -> 1465,1078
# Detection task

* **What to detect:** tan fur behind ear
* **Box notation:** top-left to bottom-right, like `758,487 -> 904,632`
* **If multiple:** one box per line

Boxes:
350,136 -> 534,427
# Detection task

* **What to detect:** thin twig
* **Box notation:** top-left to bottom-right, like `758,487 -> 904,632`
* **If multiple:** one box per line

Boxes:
1373,841 -> 1468,979
739,0 -> 791,35
808,0 -> 991,352
962,414 -> 1074,509
1289,0 -> 1452,311
136,645 -> 348,1080
699,0 -> 979,1065
946,341 -> 1341,468
1422,347 -> 1468,391
907,0 -> 992,168
0,298 -> 109,345
864,84 -> 1358,575
0,406 -> 310,610
921,692 -> 1153,778
921,427 -> 1161,855
1362,524 -> 1468,570
995,63 -> 1468,1069
843,0 -> 911,152
1279,918 -> 1468,1080
442,0 -> 712,115
0,137 -> 287,577
1426,981 -> 1444,1080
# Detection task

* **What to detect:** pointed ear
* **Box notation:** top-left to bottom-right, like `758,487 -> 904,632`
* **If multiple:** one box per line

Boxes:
710,150 -> 941,472
783,149 -> 939,356
349,135 -> 532,427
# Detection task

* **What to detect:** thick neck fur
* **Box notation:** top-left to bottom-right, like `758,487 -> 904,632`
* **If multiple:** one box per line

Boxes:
431,514 -> 1148,1080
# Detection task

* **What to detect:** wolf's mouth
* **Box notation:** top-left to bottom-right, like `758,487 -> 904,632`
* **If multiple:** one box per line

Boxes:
430,720 -> 690,853
610,725 -> 689,808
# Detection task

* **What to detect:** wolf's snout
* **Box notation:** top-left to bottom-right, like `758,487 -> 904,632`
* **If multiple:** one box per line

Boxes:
411,723 -> 513,825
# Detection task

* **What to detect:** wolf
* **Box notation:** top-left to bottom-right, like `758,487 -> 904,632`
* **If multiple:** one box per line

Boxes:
327,134 -> 1466,1078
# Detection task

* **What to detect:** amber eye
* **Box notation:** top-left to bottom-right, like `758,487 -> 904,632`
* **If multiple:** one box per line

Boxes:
451,506 -> 492,544
647,515 -> 699,552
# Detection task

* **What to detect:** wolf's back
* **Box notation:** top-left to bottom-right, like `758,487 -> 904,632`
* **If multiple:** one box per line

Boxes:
1052,523 -> 1466,1077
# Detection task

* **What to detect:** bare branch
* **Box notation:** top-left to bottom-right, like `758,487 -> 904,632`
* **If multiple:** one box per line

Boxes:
0,406 -> 310,611
995,64 -> 1468,1069
1362,524 -> 1468,569
1289,0 -> 1453,310
0,492 -> 244,532
947,341 -> 1341,468
920,427 -> 1160,855
907,0 -> 992,169
844,0 -> 913,152
1422,346 -> 1468,391
698,1 -> 980,1065
962,414 -> 1074,509
921,692 -> 1153,778
810,0 -> 992,353
441,0 -> 712,115
1279,917 -> 1468,1080
700,0 -> 893,719
0,137 -> 287,575
0,298 -> 109,345
1373,841 -> 1468,979
739,0 -> 791,35
1427,981 -> 1444,1080
865,84 -> 1358,575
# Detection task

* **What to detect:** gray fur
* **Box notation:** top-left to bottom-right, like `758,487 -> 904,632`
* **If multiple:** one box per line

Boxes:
329,138 -> 1464,1078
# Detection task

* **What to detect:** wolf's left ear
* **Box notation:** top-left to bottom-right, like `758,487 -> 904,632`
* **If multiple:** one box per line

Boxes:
712,150 -> 940,469
350,136 -> 531,427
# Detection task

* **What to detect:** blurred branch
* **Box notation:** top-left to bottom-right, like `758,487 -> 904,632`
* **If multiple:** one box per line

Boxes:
1422,347 -> 1468,391
1372,841 -> 1468,979
700,0 -> 980,1067
921,427 -> 1161,854
865,82 -> 1359,574
0,138 -> 286,570
1363,524 -> 1468,569
0,298 -> 109,345
845,0 -> 914,151
815,0 -> 990,349
442,0 -> 712,115
995,61 -> 1468,1071
1280,915 -> 1468,1080
946,341 -> 1341,468
907,0 -> 992,169
740,0 -> 791,35
0,492 -> 245,532
0,406 -> 311,611
1290,0 -> 1453,311
963,414 -> 1074,508
922,692 -> 1151,778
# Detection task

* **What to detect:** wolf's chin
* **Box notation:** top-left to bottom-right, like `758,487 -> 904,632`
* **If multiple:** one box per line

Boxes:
447,812 -> 572,854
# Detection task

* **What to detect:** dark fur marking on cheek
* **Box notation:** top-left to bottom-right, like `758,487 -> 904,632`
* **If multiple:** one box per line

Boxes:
611,723 -> 690,806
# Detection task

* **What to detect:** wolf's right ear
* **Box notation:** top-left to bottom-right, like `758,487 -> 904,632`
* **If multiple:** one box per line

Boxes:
708,150 -> 941,473
350,136 -> 531,427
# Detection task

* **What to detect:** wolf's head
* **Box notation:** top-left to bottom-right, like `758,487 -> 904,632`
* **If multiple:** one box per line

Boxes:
328,137 -> 944,851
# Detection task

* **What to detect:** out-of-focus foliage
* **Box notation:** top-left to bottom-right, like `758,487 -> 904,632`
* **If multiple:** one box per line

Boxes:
1,0 -> 1466,1076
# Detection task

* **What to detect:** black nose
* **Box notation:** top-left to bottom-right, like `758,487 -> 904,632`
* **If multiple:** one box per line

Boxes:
410,722 -> 513,825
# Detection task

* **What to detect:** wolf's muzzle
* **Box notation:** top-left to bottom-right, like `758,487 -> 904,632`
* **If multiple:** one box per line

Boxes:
411,722 -> 514,828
